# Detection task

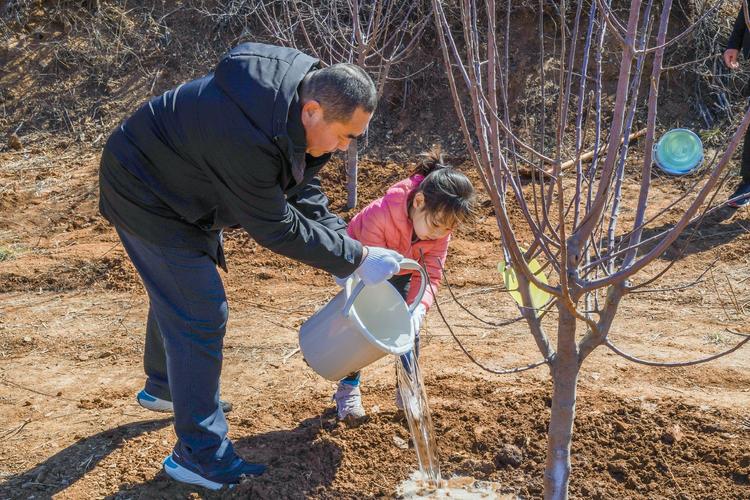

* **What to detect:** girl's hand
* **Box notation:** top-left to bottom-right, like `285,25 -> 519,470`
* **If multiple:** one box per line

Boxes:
411,304 -> 426,334
724,48 -> 740,70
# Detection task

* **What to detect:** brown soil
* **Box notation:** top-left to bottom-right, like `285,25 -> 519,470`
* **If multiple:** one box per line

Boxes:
2,2 -> 750,499
1,146 -> 749,499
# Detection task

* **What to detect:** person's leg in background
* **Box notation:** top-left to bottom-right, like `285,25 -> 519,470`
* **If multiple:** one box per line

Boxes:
729,121 -> 750,208
115,226 -> 263,489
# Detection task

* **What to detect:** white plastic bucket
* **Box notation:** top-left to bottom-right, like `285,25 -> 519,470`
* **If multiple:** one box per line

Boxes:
299,259 -> 428,381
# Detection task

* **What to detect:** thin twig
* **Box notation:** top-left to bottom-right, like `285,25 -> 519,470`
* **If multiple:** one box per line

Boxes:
628,257 -> 718,294
0,378 -> 77,402
282,347 -> 300,364
0,419 -> 31,439
441,267 -> 524,327
425,260 -> 550,375
604,333 -> 749,367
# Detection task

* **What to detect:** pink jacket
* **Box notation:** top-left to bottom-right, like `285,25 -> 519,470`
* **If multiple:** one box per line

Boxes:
347,175 -> 449,311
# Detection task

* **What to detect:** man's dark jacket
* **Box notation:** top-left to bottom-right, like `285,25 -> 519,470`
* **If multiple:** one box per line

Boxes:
99,43 -> 363,276
728,8 -> 750,59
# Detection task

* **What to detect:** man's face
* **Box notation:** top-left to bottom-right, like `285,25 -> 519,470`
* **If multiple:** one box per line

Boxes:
301,101 -> 372,157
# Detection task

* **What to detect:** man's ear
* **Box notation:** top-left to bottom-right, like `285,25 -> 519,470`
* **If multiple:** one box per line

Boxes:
301,100 -> 322,121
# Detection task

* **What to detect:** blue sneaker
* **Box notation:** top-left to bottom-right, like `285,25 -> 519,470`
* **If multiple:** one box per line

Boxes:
136,389 -> 233,414
163,450 -> 266,490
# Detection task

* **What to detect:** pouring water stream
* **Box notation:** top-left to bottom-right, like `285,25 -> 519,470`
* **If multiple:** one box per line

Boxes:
396,349 -> 442,488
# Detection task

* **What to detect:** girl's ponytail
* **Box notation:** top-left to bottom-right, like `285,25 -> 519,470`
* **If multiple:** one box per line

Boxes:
412,145 -> 448,177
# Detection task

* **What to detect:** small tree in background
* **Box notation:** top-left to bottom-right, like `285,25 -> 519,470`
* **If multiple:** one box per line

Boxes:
431,0 -> 750,498
255,0 -> 431,208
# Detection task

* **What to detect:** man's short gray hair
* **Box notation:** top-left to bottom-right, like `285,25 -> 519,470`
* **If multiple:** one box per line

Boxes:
300,63 -> 377,123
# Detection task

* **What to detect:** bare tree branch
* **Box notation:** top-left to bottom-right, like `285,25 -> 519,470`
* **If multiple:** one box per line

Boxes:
604,334 -> 750,368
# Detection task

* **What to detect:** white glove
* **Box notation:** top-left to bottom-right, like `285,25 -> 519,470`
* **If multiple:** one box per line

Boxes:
411,303 -> 426,334
354,247 -> 403,286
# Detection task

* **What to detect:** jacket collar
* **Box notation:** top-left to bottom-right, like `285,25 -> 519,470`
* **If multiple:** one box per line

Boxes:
272,53 -> 319,183
284,92 -> 309,183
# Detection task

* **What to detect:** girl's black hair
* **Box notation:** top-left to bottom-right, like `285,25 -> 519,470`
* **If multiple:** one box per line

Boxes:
409,145 -> 476,227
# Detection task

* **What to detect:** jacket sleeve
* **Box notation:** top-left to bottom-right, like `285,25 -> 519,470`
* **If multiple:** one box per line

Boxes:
288,177 -> 348,236
728,8 -> 746,51
206,143 -> 363,277
407,236 -> 450,311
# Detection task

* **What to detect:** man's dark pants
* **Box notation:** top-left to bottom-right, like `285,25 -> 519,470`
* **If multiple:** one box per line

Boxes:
741,122 -> 750,184
116,226 -> 235,467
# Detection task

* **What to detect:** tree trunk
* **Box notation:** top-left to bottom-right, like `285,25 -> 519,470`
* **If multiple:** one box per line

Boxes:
346,140 -> 358,209
544,308 -> 579,500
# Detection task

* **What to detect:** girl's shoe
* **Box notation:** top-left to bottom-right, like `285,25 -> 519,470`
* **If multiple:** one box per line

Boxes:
137,389 -> 233,414
333,381 -> 366,420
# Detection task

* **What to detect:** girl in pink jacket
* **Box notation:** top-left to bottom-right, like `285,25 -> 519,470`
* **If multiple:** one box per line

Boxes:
334,148 -> 476,421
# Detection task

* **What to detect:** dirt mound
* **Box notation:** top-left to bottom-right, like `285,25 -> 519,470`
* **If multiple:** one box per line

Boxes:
230,382 -> 750,499
2,378 -> 747,499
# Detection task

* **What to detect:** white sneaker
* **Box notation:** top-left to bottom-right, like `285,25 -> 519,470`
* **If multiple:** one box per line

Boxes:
137,389 -> 233,413
136,389 -> 174,412
333,382 -> 366,420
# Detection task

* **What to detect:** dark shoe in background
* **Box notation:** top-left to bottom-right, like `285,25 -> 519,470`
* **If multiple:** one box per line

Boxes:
728,181 -> 750,208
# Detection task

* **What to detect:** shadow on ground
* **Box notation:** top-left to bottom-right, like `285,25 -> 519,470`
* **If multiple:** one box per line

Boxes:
0,418 -> 172,499
1,410 -> 343,499
629,207 -> 748,262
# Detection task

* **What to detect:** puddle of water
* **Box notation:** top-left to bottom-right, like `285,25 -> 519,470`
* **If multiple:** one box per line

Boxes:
396,471 -> 513,499
396,350 -> 441,487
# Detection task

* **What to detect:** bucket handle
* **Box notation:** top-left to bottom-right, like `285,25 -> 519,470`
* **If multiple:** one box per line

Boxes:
397,258 -> 429,314
342,258 -> 429,317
